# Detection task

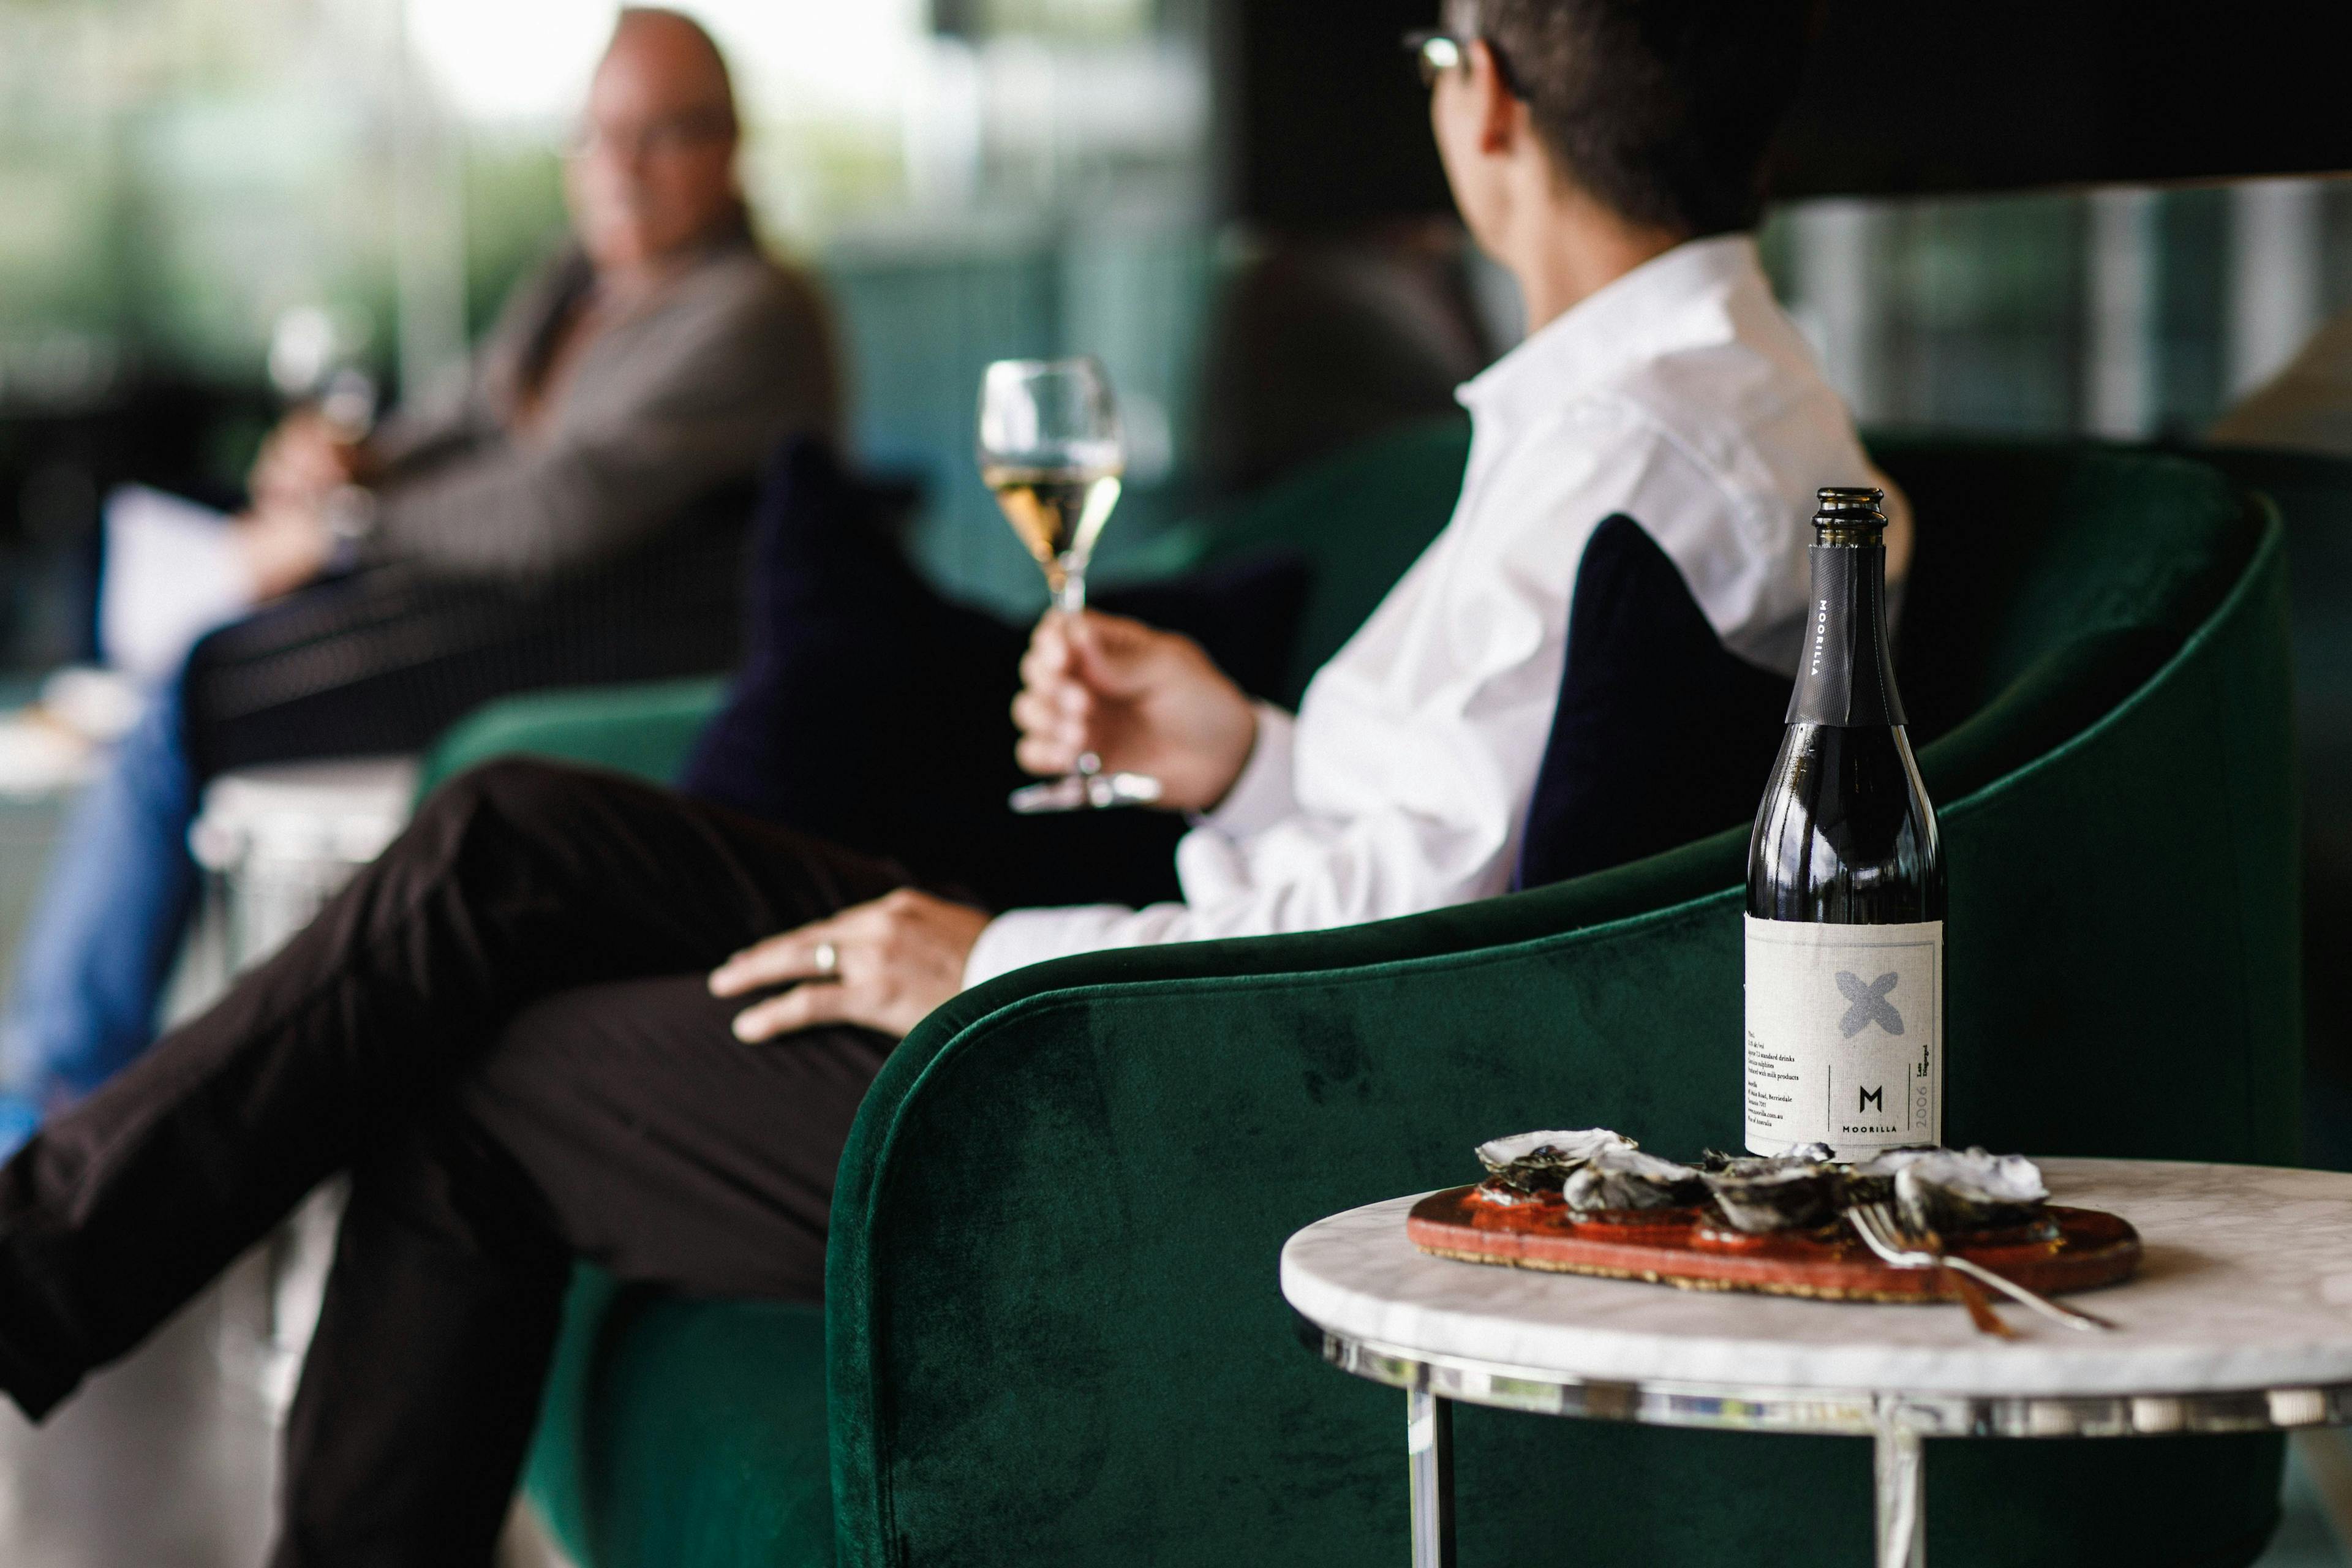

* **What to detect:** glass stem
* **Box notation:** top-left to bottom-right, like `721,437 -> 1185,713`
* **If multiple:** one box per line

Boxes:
1051,557 -> 1098,778
1054,556 -> 1086,616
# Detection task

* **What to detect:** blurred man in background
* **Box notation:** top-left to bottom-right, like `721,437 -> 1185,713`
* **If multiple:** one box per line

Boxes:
232,8 -> 835,595
0,6 -> 839,1149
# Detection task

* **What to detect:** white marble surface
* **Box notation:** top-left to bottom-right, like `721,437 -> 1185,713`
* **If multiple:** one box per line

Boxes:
1281,1159 -> 2352,1398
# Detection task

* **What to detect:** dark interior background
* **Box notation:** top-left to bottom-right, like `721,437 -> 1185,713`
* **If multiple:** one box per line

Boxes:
1774,1 -> 2352,199
1226,0 -> 2352,230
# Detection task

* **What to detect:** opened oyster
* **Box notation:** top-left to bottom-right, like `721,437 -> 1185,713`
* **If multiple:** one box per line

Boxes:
1702,1146 -> 1839,1234
1839,1146 -> 1944,1208
1889,1148 -> 2048,1235
1562,1145 -> 1706,1213
1698,1142 -> 1836,1174
1473,1129 -> 1633,1200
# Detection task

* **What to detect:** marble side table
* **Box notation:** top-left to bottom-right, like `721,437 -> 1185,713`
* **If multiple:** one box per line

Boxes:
1281,1158 -> 2352,1568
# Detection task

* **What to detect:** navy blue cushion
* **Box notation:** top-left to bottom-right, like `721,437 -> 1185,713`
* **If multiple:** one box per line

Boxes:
678,439 -> 1307,912
1513,514 -> 1792,889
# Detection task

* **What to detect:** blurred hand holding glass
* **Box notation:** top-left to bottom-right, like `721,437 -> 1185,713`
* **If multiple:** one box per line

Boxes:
979,358 -> 1163,813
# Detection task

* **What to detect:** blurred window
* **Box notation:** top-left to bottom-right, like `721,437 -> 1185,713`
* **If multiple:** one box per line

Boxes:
1762,176 -> 2352,443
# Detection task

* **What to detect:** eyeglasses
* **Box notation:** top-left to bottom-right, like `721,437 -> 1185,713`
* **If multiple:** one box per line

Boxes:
1403,29 -> 1468,86
1403,28 -> 1466,86
1402,27 -> 1523,97
565,107 -> 735,163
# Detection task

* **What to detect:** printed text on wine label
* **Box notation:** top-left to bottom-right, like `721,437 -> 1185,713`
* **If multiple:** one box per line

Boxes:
1743,918 -> 1942,1157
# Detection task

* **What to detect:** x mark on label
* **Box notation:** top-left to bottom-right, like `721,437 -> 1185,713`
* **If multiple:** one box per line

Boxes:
1836,970 -> 1904,1038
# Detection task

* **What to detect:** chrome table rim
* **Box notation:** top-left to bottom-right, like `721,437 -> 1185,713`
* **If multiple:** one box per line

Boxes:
1295,1312 -> 2351,1439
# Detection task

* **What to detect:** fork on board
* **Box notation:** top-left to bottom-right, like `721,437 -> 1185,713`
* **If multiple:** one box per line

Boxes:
1846,1201 -> 2117,1334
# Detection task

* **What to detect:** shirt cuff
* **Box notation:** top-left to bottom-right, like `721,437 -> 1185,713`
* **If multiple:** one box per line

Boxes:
962,905 -> 1136,990
1203,703 -> 1297,839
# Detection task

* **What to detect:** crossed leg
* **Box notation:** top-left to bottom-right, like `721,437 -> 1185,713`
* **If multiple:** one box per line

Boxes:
274,975 -> 889,1565
0,758 -> 918,1566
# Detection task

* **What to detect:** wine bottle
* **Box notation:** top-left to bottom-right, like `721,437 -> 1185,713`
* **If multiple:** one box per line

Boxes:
1744,487 -> 1945,1156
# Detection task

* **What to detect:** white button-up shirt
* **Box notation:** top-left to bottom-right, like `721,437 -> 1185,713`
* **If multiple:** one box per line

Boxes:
965,233 -> 1901,987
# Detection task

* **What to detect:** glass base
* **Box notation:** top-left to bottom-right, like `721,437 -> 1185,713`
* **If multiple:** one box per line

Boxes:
1009,770 -> 1164,813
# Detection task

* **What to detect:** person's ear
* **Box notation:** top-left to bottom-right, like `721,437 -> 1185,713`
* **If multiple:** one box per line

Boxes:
1467,39 -> 1520,156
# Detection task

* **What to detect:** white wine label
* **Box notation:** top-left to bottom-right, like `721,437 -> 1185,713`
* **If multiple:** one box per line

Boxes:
1744,916 -> 1942,1156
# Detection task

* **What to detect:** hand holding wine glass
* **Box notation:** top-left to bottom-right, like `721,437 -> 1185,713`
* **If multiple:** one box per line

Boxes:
248,409 -> 369,514
979,357 -> 1163,812
1012,610 -> 1260,815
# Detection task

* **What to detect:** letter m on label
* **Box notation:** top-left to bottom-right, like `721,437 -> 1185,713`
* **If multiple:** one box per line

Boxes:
1858,1085 -> 1884,1112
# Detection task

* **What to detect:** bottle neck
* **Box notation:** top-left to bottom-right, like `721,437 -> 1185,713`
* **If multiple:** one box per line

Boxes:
1787,538 -> 1905,727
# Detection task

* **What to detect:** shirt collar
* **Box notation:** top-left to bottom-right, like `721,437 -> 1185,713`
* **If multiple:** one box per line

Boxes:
1458,232 -> 1765,430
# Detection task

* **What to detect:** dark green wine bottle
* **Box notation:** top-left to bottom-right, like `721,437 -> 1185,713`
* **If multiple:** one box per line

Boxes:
1744,487 -> 1946,1156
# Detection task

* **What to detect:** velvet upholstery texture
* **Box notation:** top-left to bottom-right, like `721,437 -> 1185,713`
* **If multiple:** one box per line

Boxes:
424,676 -> 729,794
526,1272 -> 834,1568
2194,447 -> 2352,1144
418,438 -> 2299,1567
1172,415 -> 1472,704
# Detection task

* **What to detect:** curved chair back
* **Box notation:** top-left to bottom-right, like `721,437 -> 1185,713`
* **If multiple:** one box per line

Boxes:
2198,445 -> 2352,1156
825,445 -> 2296,1567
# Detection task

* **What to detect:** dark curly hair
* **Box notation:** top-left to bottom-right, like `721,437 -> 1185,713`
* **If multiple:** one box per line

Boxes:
1444,0 -> 1819,236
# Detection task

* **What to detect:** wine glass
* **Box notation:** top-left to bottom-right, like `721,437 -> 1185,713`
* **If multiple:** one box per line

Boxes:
978,357 -> 1163,813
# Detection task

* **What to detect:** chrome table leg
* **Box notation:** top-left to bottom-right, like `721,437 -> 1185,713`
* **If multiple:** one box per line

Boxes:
1407,1388 -> 1456,1568
1874,1420 -> 1926,1567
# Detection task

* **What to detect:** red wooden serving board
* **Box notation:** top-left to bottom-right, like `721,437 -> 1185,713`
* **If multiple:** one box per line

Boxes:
1406,1186 -> 2140,1303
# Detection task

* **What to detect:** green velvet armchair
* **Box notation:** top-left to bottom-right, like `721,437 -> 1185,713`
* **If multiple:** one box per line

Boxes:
2197,445 -> 2352,1167
422,432 -> 2300,1567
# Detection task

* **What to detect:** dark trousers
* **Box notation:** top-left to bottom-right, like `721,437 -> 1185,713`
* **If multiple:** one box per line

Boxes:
181,503 -> 752,779
0,758 -> 910,1566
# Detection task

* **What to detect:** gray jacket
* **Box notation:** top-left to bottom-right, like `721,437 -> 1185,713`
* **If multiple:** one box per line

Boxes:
364,220 -> 839,581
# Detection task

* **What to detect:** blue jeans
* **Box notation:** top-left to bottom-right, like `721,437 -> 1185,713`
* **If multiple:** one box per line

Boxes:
1,677 -> 202,1118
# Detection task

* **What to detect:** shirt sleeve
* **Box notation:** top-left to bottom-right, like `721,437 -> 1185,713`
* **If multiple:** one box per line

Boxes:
962,903 -> 1197,989
1202,703 -> 1297,837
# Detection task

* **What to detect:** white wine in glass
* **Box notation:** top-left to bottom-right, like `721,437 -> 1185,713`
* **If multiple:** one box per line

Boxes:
981,463 -> 1123,616
978,358 -> 1163,813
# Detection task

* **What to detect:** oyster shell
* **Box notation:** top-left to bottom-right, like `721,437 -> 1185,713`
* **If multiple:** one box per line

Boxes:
1892,1148 -> 2049,1235
1562,1146 -> 1706,1212
1848,1147 -> 1943,1176
1839,1145 -> 1944,1208
1698,1142 -> 1835,1173
1472,1129 -> 1634,1199
1702,1148 -> 1839,1234
1475,1129 -> 1634,1170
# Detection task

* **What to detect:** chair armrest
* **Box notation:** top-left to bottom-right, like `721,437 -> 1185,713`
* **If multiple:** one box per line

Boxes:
823,853 -> 1750,1566
415,676 -> 729,799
